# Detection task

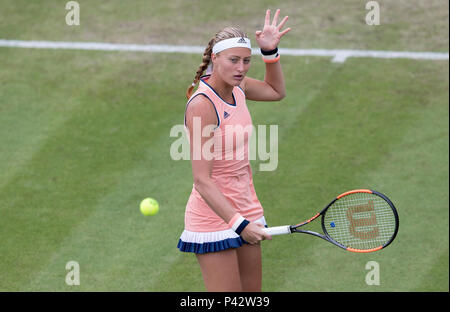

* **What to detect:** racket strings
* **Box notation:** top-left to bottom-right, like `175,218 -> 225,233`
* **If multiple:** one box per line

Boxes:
323,193 -> 397,250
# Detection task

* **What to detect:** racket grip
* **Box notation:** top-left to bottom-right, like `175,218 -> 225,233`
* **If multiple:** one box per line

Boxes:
263,225 -> 291,236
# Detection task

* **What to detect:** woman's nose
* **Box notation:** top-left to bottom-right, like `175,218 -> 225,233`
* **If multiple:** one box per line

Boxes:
236,61 -> 245,72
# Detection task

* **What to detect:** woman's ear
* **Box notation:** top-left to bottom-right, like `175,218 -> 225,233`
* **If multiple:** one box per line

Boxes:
211,52 -> 217,64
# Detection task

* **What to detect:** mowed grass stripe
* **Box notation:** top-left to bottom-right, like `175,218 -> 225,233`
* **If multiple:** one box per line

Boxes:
254,58 -> 448,291
22,129 -> 193,291
0,50 -> 193,290
357,83 -> 449,291
0,48 -> 87,189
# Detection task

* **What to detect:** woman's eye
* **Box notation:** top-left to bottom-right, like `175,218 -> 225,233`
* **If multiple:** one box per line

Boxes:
244,59 -> 250,64
230,59 -> 238,63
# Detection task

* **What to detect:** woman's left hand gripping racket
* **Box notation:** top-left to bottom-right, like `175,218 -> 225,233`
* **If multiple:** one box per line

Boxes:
263,189 -> 399,253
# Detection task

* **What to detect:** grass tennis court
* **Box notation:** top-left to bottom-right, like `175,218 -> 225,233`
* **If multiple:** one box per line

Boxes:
0,0 -> 448,292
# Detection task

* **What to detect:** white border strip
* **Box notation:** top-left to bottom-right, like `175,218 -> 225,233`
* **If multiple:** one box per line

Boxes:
0,39 -> 448,63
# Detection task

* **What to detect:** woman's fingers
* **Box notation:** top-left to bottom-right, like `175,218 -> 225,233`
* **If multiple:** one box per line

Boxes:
261,9 -> 290,41
255,223 -> 272,241
277,15 -> 289,31
264,9 -> 271,26
280,27 -> 292,37
242,222 -> 272,244
272,9 -> 280,26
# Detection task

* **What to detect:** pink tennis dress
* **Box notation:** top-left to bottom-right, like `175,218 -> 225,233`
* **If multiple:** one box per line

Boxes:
177,75 -> 266,254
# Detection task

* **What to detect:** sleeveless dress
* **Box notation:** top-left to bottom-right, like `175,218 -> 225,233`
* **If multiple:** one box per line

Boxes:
177,75 -> 266,254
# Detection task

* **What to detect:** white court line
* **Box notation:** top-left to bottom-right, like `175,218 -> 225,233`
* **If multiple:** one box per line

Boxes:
0,39 -> 448,63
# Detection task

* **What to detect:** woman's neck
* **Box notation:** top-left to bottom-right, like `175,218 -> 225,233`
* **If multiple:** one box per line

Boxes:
207,73 -> 234,103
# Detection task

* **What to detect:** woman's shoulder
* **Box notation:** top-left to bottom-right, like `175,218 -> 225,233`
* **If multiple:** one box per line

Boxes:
187,93 -> 214,113
185,93 -> 219,127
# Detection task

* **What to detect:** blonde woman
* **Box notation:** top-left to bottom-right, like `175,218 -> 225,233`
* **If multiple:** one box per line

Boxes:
178,9 -> 291,292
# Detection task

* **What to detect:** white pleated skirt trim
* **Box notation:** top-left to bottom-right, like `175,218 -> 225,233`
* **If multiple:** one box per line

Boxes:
177,216 -> 267,254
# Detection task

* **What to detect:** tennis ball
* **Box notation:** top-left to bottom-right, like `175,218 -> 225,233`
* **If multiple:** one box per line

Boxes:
140,198 -> 159,216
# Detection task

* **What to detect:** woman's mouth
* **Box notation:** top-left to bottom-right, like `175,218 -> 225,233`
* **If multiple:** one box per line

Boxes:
233,75 -> 244,80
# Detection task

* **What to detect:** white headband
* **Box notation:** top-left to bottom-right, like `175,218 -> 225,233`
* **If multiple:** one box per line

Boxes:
212,37 -> 251,54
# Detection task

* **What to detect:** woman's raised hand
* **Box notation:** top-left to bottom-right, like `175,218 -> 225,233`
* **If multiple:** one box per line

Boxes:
255,9 -> 291,51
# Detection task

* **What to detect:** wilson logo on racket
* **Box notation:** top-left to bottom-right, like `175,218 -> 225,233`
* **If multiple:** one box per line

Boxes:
346,200 -> 379,239
263,189 -> 399,253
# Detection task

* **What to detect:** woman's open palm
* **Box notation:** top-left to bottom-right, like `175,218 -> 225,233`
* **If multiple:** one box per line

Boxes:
255,9 -> 291,51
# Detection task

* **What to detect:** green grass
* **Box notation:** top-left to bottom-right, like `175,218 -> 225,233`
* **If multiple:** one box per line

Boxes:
0,0 -> 448,51
0,0 -> 448,292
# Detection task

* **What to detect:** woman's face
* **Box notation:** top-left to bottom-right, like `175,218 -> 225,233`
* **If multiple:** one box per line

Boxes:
212,47 -> 251,86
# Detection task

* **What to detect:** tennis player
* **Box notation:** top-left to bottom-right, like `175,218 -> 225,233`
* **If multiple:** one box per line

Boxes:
177,9 -> 291,292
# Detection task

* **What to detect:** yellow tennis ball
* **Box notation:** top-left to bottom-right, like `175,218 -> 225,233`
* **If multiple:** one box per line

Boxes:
140,198 -> 159,216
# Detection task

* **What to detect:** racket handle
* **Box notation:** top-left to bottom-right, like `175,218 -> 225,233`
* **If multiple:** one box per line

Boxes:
263,225 -> 291,236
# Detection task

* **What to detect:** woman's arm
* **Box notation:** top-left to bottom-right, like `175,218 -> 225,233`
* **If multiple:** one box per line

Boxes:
241,63 -> 286,101
241,9 -> 291,101
185,96 -> 270,244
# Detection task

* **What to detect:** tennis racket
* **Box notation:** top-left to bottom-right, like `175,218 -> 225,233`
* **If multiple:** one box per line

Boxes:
263,189 -> 399,253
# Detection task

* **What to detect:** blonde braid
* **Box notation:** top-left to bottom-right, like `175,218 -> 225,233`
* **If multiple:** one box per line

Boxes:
186,38 -> 214,99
